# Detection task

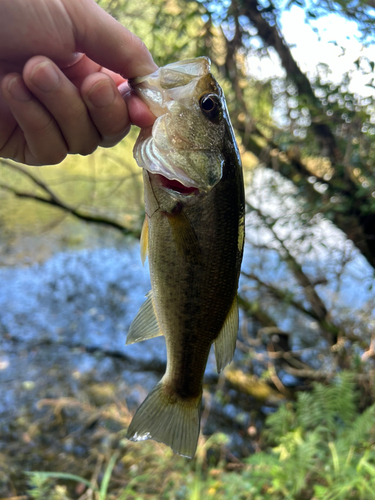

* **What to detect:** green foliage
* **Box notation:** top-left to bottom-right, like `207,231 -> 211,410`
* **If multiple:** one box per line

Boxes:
27,473 -> 54,499
241,372 -> 375,499
97,0 -> 207,66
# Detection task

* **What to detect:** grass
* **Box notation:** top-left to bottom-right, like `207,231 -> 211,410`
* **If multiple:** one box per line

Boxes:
25,437 -> 233,500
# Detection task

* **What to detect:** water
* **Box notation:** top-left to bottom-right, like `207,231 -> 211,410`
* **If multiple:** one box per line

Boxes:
0,244 -> 160,412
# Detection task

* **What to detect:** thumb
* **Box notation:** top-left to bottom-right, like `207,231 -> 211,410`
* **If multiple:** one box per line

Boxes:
67,0 -> 158,79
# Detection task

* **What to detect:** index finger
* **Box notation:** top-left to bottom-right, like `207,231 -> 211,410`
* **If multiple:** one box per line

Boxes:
66,0 -> 158,79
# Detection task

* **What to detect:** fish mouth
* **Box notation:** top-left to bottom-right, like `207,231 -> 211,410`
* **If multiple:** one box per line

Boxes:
133,126 -> 208,192
152,174 -> 200,196
130,57 -> 223,193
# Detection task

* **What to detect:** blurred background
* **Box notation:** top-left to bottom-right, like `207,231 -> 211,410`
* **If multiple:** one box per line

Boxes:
1,0 -> 375,498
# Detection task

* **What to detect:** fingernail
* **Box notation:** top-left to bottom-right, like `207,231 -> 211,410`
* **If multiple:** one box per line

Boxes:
30,61 -> 60,92
88,80 -> 115,108
8,76 -> 32,101
61,52 -> 85,69
118,82 -> 131,99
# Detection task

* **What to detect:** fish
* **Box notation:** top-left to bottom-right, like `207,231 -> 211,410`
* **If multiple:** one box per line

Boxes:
126,57 -> 245,458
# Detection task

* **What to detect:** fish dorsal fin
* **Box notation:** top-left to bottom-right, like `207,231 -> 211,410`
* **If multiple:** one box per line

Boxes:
214,297 -> 239,372
166,209 -> 202,264
126,291 -> 163,345
140,215 -> 149,265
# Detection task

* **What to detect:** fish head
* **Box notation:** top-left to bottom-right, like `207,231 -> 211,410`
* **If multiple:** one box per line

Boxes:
131,57 -> 231,196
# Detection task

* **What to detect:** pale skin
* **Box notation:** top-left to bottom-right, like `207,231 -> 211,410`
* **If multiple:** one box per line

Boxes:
0,0 -> 157,166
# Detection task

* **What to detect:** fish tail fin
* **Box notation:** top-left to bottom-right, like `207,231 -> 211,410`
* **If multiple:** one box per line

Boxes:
126,381 -> 202,458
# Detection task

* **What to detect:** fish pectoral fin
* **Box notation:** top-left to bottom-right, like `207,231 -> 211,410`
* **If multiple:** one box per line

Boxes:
140,215 -> 149,265
126,291 -> 163,345
127,381 -> 202,458
214,297 -> 239,373
166,210 -> 202,264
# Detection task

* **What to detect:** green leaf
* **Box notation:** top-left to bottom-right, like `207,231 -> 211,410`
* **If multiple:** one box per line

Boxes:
25,471 -> 99,492
100,452 -> 120,500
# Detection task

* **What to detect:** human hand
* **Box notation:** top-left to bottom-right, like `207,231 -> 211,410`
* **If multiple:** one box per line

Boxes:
0,0 -> 157,165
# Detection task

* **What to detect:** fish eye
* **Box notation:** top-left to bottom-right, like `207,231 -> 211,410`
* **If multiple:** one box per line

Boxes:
199,94 -> 221,120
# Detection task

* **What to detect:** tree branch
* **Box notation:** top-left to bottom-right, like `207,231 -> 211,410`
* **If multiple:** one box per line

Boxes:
243,270 -> 322,320
242,270 -> 346,344
240,0 -> 342,164
230,2 -> 375,269
0,160 -> 140,236
245,200 -> 340,342
216,21 -> 374,268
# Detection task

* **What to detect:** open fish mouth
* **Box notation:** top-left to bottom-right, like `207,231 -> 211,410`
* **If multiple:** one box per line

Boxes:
130,57 -> 225,193
152,174 -> 200,195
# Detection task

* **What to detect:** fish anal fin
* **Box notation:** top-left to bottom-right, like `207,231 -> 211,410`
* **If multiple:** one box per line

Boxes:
140,215 -> 149,265
127,381 -> 202,458
126,291 -> 162,345
214,297 -> 239,373
166,209 -> 202,264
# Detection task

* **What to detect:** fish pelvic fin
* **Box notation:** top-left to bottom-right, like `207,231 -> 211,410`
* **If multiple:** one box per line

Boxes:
140,215 -> 149,265
214,296 -> 239,373
126,291 -> 163,345
127,381 -> 202,458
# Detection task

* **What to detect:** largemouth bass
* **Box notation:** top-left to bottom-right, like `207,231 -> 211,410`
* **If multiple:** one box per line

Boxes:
126,57 -> 245,458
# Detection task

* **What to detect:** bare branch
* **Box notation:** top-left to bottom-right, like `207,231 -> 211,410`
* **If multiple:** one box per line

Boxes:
243,271 -> 320,320
283,365 -> 375,383
238,293 -> 279,328
242,270 -> 347,345
245,200 -> 343,343
1,160 -> 68,206
247,203 -> 324,313
0,160 -> 140,236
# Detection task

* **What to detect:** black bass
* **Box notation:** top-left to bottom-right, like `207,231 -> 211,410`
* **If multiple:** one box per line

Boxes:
126,57 -> 245,458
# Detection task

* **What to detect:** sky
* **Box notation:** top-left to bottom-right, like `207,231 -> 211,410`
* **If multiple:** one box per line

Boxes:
247,5 -> 375,98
